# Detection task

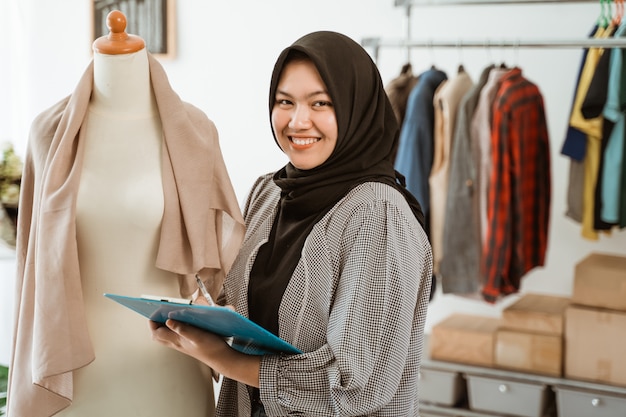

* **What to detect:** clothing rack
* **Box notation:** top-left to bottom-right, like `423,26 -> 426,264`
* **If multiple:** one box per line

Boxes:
363,37 -> 626,63
367,0 -> 620,62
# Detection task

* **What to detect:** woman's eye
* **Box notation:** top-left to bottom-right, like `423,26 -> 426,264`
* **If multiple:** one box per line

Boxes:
275,99 -> 293,107
313,100 -> 333,108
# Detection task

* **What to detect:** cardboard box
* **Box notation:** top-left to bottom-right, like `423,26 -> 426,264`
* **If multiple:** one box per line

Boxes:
502,293 -> 570,335
430,313 -> 500,367
572,253 -> 626,312
564,305 -> 626,386
495,329 -> 563,377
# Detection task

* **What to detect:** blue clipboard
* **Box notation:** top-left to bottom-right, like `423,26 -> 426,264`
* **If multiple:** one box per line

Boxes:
104,293 -> 302,356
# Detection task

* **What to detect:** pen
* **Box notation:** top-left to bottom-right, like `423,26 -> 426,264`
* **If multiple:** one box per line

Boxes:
195,274 -> 216,306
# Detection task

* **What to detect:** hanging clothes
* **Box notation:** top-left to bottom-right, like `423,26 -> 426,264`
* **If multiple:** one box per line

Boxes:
564,25 -> 603,157
601,21 -> 626,227
386,64 -> 420,163
561,25 -> 600,223
386,63 -> 420,127
482,68 -> 551,303
583,46 -> 617,231
619,37 -> 626,225
394,68 -> 447,236
470,67 -> 510,246
582,46 -> 619,232
440,64 -> 495,295
429,66 -> 474,274
566,24 -> 615,239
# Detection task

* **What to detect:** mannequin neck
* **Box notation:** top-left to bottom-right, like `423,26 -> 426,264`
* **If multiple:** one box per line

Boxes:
90,48 -> 157,117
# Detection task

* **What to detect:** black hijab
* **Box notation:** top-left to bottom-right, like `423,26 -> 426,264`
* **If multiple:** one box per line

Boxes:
248,31 -> 425,335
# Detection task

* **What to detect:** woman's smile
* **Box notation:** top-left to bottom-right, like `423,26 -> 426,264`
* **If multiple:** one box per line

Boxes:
289,136 -> 321,149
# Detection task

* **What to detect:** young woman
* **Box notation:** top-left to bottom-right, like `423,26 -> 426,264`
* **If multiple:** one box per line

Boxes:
151,30 -> 433,416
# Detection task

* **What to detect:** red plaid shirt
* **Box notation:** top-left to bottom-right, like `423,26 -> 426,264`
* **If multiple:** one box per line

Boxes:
482,68 -> 551,302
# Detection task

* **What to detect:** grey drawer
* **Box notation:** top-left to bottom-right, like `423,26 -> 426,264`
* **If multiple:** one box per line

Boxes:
465,374 -> 552,417
554,385 -> 626,417
420,367 -> 467,407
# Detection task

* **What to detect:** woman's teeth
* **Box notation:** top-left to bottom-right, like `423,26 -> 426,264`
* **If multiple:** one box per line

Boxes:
291,137 -> 319,145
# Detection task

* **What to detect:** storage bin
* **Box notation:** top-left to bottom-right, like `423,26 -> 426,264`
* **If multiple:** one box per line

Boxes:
465,374 -> 552,417
419,367 -> 466,407
554,385 -> 626,417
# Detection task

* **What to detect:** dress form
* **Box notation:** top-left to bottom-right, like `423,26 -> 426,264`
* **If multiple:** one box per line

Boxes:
62,11 -> 214,416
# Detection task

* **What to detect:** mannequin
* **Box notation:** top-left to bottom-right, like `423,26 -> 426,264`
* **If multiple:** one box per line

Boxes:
66,11 -> 215,416
7,10 -> 244,417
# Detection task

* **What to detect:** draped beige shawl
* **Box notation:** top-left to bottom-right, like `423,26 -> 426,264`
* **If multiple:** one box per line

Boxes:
7,54 -> 245,417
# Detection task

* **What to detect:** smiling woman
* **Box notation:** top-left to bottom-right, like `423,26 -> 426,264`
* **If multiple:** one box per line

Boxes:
149,30 -> 433,417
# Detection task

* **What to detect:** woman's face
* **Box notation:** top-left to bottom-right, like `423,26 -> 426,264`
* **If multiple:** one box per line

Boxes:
271,59 -> 338,170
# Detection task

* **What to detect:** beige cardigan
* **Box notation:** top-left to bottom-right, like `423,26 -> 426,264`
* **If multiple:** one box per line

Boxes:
7,55 -> 245,417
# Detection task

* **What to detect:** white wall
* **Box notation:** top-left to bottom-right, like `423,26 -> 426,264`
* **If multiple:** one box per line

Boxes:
2,0 -> 626,365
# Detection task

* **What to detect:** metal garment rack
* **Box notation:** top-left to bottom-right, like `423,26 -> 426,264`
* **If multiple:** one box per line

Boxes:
364,0 -> 626,62
363,38 -> 626,63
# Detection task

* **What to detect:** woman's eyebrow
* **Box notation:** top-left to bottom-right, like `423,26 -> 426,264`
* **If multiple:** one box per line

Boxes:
275,89 -> 329,99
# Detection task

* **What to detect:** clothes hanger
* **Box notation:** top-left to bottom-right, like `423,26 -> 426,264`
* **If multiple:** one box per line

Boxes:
401,43 -> 412,75
507,39 -> 520,70
611,0 -> 623,26
598,0 -> 611,29
456,41 -> 465,73
428,39 -> 437,70
498,44 -> 508,70
485,40 -> 493,66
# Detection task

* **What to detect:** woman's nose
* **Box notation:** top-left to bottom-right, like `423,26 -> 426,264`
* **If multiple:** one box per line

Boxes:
289,106 -> 312,129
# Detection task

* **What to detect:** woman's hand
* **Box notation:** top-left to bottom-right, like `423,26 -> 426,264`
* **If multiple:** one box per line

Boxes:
149,316 -> 261,387
150,319 -> 229,363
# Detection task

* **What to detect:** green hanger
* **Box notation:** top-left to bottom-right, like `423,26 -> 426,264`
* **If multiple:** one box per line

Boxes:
598,0 -> 611,28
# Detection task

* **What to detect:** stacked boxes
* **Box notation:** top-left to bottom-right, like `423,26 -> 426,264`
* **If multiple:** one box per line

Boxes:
428,296 -> 569,376
425,253 -> 626,416
429,309 -> 558,417
429,251 -> 626,385
565,252 -> 626,387
495,293 -> 570,377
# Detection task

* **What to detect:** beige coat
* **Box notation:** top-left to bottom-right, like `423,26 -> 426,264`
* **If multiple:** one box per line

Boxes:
7,54 -> 245,417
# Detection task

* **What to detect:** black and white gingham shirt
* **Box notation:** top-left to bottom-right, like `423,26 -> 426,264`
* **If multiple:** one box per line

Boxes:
217,174 -> 433,417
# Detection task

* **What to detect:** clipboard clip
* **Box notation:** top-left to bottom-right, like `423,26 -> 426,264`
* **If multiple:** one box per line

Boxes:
140,294 -> 192,305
